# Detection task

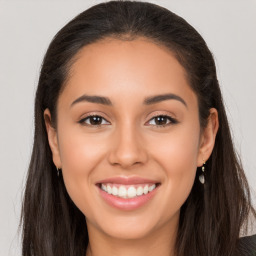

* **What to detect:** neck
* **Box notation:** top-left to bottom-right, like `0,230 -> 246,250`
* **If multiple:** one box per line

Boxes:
85,213 -> 179,256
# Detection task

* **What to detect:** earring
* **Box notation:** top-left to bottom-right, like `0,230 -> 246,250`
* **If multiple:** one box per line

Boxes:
56,167 -> 60,177
199,161 -> 206,184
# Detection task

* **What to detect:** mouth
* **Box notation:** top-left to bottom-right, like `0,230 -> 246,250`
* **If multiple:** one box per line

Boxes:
96,182 -> 161,199
95,176 -> 161,210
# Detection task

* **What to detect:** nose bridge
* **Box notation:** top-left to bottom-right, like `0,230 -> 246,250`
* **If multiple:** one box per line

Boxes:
108,118 -> 148,168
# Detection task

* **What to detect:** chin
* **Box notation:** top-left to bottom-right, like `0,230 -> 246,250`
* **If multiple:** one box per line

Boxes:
104,226 -> 153,240
95,215 -> 157,240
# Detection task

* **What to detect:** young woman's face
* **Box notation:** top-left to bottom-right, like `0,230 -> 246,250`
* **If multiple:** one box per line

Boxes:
45,37 -> 217,240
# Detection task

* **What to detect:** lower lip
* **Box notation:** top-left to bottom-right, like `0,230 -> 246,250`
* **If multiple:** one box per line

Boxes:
97,184 -> 160,211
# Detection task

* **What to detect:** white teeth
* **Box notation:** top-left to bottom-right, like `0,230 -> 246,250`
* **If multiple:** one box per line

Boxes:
127,186 -> 137,198
100,183 -> 158,198
118,186 -> 127,198
149,184 -> 156,191
136,186 -> 144,196
143,185 -> 149,194
102,184 -> 107,192
112,186 -> 118,196
107,185 -> 112,194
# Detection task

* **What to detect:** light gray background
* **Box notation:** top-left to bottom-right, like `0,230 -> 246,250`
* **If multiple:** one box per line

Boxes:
0,1 -> 255,255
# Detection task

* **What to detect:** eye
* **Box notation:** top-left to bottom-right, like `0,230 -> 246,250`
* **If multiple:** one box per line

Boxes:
79,114 -> 178,128
147,115 -> 178,128
79,114 -> 110,127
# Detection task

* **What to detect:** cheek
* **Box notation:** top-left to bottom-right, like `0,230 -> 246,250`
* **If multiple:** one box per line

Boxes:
151,123 -> 200,212
153,121 -> 200,170
57,115 -> 109,173
60,135 -> 103,172
57,126 -> 107,213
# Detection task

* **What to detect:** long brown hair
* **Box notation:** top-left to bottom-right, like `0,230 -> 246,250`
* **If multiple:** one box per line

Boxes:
21,1 -> 256,255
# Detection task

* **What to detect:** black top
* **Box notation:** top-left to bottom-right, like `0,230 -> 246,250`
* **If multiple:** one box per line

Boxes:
238,234 -> 256,255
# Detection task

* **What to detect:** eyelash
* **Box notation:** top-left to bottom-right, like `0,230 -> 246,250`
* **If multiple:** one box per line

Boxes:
78,114 -> 178,128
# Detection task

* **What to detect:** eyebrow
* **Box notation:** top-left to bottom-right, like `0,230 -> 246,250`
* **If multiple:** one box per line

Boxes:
70,93 -> 188,108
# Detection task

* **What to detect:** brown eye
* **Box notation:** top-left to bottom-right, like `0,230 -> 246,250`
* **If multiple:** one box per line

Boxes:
88,116 -> 103,125
148,115 -> 178,127
79,115 -> 110,127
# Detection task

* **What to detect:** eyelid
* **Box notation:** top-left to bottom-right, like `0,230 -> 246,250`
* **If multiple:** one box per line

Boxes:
147,110 -> 176,120
78,111 -> 109,121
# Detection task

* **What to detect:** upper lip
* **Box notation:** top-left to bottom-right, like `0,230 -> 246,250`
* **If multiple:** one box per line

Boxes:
96,176 -> 160,185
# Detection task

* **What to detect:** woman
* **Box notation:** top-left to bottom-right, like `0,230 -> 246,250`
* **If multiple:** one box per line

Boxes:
20,1 -> 256,255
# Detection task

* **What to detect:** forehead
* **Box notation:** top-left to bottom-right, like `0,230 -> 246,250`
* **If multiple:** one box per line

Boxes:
60,37 -> 197,109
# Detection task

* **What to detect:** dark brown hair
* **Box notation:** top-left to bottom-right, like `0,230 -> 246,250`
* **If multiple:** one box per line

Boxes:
21,1 -> 256,255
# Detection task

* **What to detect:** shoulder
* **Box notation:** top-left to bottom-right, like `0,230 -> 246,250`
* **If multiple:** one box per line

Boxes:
238,234 -> 256,256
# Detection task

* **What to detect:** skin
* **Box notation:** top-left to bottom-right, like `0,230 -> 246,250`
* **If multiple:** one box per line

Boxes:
44,37 -> 219,256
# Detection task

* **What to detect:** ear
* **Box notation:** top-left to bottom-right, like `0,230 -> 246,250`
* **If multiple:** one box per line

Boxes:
197,108 -> 219,166
44,108 -> 62,168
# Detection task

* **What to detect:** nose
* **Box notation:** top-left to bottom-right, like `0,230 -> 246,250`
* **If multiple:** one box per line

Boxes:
108,123 -> 148,169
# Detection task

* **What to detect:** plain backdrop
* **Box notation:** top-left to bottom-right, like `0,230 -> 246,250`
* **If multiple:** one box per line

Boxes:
0,1 -> 255,255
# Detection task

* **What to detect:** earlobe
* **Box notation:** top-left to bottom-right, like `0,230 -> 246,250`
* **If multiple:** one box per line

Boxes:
197,108 -> 219,166
44,108 -> 62,168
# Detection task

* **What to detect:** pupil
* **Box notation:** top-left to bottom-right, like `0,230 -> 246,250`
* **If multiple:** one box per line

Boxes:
156,116 -> 167,125
91,116 -> 102,125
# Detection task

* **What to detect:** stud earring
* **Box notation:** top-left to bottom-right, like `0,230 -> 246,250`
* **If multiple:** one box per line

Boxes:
199,161 -> 206,184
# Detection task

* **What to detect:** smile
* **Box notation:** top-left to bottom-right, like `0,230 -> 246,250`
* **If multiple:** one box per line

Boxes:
96,182 -> 161,211
100,183 -> 158,199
